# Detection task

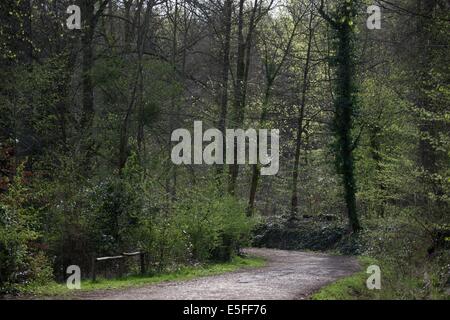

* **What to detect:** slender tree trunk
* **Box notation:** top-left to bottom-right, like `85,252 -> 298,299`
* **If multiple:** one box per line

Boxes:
369,123 -> 385,217
119,1 -> 152,171
247,13 -> 300,215
228,0 -> 259,194
217,0 -> 233,176
228,0 -> 246,194
241,0 -> 258,113
80,0 -> 95,132
247,85 -> 270,216
124,0 -> 133,52
290,12 -> 314,218
79,1 -> 111,168
169,0 -> 179,199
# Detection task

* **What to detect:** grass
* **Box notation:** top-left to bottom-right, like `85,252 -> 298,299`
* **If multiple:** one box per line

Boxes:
20,255 -> 265,297
311,256 -> 380,300
311,256 -> 449,300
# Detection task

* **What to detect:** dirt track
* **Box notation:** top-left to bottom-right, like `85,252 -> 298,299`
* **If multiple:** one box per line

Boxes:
78,248 -> 360,300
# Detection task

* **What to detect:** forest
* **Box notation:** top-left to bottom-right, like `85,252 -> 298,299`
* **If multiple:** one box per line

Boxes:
0,0 -> 449,299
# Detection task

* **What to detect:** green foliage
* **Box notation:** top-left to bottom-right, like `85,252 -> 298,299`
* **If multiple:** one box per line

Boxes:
355,75 -> 418,217
313,252 -> 449,300
315,215 -> 450,299
10,151 -> 256,291
0,163 -> 50,293
175,181 -> 255,262
1,0 -> 448,300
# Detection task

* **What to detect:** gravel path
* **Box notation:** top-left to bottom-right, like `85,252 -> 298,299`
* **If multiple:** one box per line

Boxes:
78,248 -> 360,300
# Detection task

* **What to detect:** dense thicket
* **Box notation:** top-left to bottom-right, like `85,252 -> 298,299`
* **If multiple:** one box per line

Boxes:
0,0 -> 448,297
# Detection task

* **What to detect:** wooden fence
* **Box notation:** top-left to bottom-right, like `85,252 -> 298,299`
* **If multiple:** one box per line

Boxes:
91,251 -> 145,281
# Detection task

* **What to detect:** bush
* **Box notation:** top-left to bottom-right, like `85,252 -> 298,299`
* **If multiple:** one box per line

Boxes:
118,164 -> 255,268
356,215 -> 450,299
26,251 -> 54,286
0,164 -> 43,293
135,209 -> 188,270
211,195 -> 255,261
175,181 -> 255,262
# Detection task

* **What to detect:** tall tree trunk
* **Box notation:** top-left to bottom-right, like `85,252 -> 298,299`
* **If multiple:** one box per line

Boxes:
335,24 -> 360,232
247,13 -> 300,215
228,0 -> 246,194
369,123 -> 385,217
118,0 -> 152,171
290,12 -> 314,219
124,0 -> 133,52
247,85 -> 270,216
169,0 -> 179,199
217,0 -> 233,176
336,25 -> 360,232
79,0 -> 111,157
319,1 -> 360,232
80,0 -> 111,131
228,0 -> 258,194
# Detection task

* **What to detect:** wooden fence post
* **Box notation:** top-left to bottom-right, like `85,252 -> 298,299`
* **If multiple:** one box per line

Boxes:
92,257 -> 96,282
140,252 -> 145,275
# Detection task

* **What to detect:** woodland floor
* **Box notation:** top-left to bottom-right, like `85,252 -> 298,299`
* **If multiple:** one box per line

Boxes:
74,248 -> 360,300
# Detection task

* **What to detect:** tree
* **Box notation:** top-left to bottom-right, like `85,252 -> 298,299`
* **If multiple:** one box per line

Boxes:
291,9 -> 314,218
228,0 -> 261,194
247,3 -> 301,215
217,0 -> 233,176
318,0 -> 360,232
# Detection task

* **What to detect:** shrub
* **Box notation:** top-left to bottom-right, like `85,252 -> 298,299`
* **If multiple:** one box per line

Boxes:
175,181 -> 255,262
0,164 -> 42,293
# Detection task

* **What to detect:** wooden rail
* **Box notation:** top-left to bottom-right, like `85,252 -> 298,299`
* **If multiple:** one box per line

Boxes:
92,251 -> 145,281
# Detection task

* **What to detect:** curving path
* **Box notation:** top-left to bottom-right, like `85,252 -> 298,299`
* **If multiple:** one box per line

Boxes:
79,248 -> 360,300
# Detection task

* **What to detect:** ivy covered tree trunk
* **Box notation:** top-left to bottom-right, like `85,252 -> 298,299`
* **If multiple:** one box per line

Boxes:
336,24 -> 360,232
319,0 -> 360,233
